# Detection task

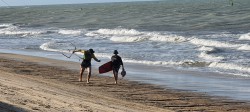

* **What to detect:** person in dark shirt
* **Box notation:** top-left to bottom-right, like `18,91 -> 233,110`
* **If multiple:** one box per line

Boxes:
111,50 -> 125,84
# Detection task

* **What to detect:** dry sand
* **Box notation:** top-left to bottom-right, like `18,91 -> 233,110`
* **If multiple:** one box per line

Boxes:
1,53 -> 250,112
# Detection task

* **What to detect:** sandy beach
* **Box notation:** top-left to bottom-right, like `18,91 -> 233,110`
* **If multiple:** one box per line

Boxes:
1,53 -> 250,112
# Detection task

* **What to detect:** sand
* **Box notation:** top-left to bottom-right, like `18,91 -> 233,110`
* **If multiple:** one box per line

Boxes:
1,53 -> 250,112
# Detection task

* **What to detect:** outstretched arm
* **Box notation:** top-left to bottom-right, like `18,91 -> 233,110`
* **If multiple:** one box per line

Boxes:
92,54 -> 101,62
73,49 -> 84,53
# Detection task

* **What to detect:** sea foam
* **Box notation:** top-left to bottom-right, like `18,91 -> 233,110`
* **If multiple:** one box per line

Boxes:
85,28 -> 186,43
58,29 -> 83,35
239,33 -> 250,40
209,62 -> 250,73
40,42 -> 59,52
189,38 -> 239,48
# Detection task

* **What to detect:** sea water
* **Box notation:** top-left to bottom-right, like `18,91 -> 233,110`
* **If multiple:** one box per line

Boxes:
1,0 -> 250,101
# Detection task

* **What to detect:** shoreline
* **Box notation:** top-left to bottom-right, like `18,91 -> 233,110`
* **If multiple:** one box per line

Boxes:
1,53 -> 250,111
3,49 -> 250,101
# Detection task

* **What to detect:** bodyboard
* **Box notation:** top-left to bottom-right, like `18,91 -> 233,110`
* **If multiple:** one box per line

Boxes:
99,61 -> 113,74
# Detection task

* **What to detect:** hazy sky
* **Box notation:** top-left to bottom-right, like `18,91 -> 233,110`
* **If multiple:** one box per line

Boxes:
0,0 -> 155,6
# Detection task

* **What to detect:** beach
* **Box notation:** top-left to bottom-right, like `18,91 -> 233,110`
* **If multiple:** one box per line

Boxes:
1,53 -> 250,112
1,1 -> 250,111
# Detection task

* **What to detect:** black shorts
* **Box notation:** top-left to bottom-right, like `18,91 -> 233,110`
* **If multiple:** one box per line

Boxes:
112,65 -> 120,73
81,59 -> 91,68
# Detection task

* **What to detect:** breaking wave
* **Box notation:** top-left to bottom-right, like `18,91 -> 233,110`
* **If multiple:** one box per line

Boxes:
85,28 -> 187,43
58,29 -> 84,35
239,33 -> 250,40
209,62 -> 250,74
189,38 -> 239,48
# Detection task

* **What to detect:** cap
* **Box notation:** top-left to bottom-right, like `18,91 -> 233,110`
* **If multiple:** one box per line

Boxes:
113,50 -> 118,54
89,49 -> 95,53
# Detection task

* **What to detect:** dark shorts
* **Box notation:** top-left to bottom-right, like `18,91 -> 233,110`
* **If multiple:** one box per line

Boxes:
81,60 -> 91,68
112,65 -> 120,73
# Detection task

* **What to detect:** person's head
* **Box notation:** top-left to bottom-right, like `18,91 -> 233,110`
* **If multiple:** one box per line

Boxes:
113,50 -> 118,54
89,49 -> 95,54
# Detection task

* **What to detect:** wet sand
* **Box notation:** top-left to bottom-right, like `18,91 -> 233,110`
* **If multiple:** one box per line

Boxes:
1,53 -> 250,112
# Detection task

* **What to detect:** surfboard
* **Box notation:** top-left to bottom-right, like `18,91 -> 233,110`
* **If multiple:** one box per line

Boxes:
99,61 -> 113,74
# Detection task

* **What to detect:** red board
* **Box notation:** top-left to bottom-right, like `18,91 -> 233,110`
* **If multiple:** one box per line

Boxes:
99,61 -> 113,74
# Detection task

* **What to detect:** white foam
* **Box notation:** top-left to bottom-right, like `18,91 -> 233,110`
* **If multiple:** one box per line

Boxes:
123,58 -> 211,68
123,59 -> 182,66
198,46 -> 224,61
209,62 -> 250,73
190,38 -> 239,48
0,24 -> 48,37
239,33 -> 250,40
94,53 -> 112,59
0,30 -> 45,36
199,52 -> 224,61
58,29 -> 83,35
110,36 -> 147,42
198,46 -> 215,52
148,32 -> 187,42
198,46 -> 222,54
40,42 -> 59,52
85,28 -> 142,39
86,28 -> 186,43
238,44 -> 250,51
95,28 -> 142,36
0,23 -> 12,28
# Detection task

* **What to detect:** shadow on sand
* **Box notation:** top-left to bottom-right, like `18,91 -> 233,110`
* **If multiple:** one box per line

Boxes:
0,102 -> 27,112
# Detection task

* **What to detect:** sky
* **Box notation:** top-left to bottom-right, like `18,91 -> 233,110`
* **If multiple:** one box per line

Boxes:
0,0 -> 155,6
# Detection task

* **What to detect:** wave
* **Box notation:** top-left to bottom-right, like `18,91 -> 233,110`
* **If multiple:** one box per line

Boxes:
0,30 -> 48,36
198,46 -> 221,54
0,23 -> 87,37
239,33 -> 250,40
123,58 -> 210,67
85,28 -> 187,43
58,29 -> 84,35
199,52 -> 224,61
110,35 -> 147,42
209,62 -> 250,74
198,46 -> 224,61
189,38 -> 250,52
40,42 -> 60,52
124,58 -> 250,76
148,32 -> 187,42
0,23 -> 13,29
238,44 -> 250,51
189,38 -> 239,48
94,28 -> 142,36
0,23 -> 51,37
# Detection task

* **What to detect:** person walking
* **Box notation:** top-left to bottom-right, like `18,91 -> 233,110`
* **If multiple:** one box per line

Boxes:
73,48 -> 101,83
111,50 -> 125,84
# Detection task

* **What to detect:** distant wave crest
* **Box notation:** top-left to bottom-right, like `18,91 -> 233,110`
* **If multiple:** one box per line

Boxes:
239,33 -> 250,40
58,29 -> 84,35
85,28 -> 187,43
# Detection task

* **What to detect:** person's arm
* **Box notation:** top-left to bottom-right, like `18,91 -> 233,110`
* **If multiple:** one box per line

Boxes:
73,49 -> 85,53
92,54 -> 101,62
119,57 -> 125,70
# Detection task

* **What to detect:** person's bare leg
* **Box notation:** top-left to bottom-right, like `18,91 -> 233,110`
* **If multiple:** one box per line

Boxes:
113,70 -> 118,84
115,73 -> 118,84
87,66 -> 91,83
79,67 -> 85,82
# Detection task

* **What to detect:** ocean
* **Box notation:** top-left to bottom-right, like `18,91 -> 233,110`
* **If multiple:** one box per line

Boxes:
1,0 -> 250,101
